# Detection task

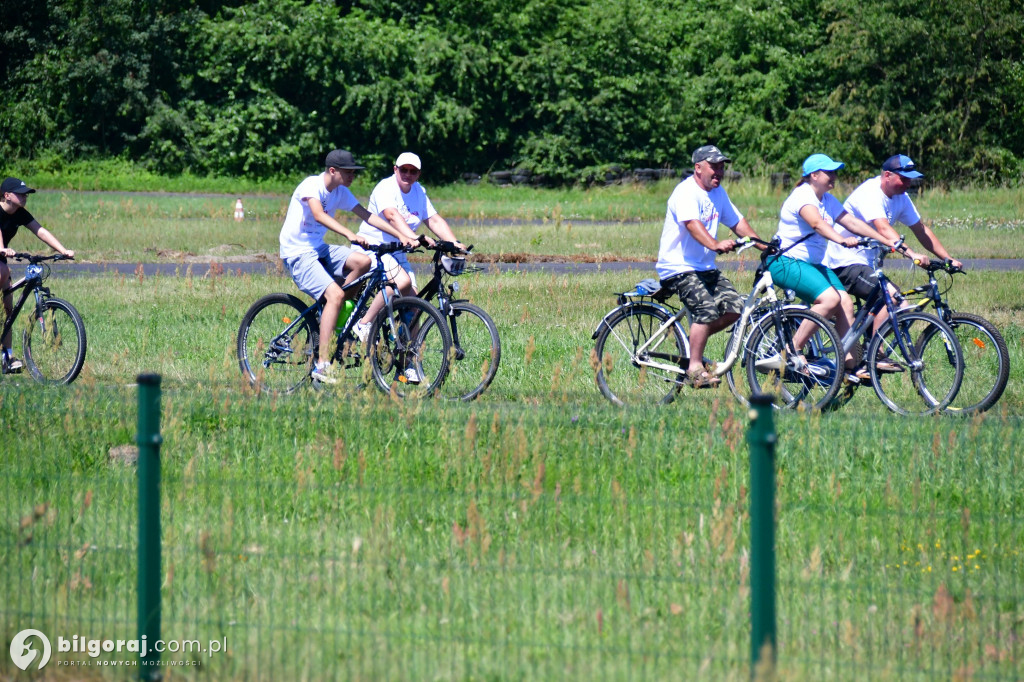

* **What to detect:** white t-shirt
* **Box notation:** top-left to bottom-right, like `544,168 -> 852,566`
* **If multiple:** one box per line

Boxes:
356,175 -> 437,245
825,176 -> 922,268
775,184 -> 845,264
279,174 -> 359,259
656,176 -> 742,277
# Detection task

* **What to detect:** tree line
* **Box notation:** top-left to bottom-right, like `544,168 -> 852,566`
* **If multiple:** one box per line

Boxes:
2,0 -> 1022,184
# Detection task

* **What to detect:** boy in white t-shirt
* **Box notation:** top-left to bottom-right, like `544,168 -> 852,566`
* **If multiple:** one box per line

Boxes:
656,145 -> 760,388
279,149 -> 415,384
350,152 -> 465,343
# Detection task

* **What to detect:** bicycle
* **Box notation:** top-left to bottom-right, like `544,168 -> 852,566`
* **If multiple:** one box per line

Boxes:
1,253 -> 87,385
592,237 -> 845,410
900,260 -> 1009,414
237,242 -> 452,398
825,238 -> 965,416
417,241 -> 501,401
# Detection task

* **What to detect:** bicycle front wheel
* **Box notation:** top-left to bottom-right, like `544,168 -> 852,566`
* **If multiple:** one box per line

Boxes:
368,296 -> 452,398
237,293 -> 318,395
936,313 -> 1009,414
868,311 -> 963,416
593,303 -> 688,407
439,302 -> 501,401
23,297 -> 87,385
744,308 -> 843,411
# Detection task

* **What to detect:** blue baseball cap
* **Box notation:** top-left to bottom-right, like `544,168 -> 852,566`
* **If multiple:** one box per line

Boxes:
801,154 -> 845,176
881,154 -> 923,179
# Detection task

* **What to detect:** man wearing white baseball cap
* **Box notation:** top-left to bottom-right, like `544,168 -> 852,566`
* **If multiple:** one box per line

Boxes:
351,152 -> 465,377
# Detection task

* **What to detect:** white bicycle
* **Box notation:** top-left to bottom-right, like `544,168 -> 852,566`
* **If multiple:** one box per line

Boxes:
592,237 -> 845,410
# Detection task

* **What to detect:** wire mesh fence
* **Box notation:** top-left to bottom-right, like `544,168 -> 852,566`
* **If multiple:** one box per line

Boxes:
1,382 -> 1022,680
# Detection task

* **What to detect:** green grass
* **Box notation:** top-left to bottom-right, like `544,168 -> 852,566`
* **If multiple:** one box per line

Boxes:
15,178 -> 1024,263
1,268 -> 1022,679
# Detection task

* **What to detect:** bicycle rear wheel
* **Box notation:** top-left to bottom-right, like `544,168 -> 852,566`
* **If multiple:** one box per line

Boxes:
237,293 -> 318,395
744,308 -> 843,411
368,296 -> 451,398
23,297 -> 87,385
935,313 -> 1009,414
439,302 -> 501,401
593,303 -> 688,407
868,311 -> 963,416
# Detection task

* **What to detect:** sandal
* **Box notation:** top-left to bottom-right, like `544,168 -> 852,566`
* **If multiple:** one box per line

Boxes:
874,357 -> 905,373
848,364 -> 871,382
686,369 -> 721,389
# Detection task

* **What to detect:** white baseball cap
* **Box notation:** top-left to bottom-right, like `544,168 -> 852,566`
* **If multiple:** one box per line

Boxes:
394,152 -> 421,170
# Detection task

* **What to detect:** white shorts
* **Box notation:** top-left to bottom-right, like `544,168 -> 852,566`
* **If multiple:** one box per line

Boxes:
353,246 -> 417,289
282,243 -> 354,301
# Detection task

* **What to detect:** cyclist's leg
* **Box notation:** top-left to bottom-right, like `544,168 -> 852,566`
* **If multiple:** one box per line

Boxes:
358,253 -> 415,326
283,249 -> 342,369
769,256 -> 854,367
0,261 -> 12,350
667,270 -> 739,378
834,264 -> 893,335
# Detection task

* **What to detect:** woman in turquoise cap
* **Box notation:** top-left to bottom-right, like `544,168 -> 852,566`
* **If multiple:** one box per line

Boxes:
766,154 -> 899,380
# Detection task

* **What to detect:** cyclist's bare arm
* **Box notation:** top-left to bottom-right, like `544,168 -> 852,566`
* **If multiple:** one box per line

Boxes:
374,207 -> 422,247
863,216 -> 928,265
684,219 -> 736,253
25,221 -> 74,258
797,205 -> 858,248
906,219 -> 960,268
424,213 -> 464,250
305,197 -> 367,246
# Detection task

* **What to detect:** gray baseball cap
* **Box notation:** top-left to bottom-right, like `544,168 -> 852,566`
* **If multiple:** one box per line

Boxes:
692,145 -> 731,164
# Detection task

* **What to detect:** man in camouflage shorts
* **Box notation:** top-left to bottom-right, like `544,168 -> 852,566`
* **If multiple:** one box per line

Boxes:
656,145 -> 760,388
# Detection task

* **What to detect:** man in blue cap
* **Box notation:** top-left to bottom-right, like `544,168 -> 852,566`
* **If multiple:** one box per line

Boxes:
825,154 -> 958,332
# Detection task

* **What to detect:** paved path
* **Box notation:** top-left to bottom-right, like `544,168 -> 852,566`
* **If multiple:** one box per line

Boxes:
46,258 -> 1024,279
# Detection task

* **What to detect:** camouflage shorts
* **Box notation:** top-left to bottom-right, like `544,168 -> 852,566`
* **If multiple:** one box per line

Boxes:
661,270 -> 743,325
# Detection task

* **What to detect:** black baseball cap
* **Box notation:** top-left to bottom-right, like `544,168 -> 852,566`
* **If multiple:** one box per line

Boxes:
324,149 -> 364,170
1,177 -> 36,194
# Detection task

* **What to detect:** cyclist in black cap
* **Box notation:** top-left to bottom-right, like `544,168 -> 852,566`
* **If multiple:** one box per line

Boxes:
1,177 -> 76,374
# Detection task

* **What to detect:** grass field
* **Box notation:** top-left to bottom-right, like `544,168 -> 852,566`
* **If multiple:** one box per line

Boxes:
22,176 -> 1024,263
1,259 -> 1022,679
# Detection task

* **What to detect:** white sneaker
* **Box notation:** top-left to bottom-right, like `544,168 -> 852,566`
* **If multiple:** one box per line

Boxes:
401,367 -> 422,385
1,353 -> 23,374
353,321 -> 371,344
311,362 -> 339,385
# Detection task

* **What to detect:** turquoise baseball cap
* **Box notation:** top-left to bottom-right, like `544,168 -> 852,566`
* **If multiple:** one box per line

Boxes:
801,154 -> 845,176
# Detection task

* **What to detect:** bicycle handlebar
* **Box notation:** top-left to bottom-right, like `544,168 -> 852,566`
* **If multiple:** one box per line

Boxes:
425,240 -> 473,255
922,259 -> 963,275
10,253 -> 74,263
361,242 -> 420,256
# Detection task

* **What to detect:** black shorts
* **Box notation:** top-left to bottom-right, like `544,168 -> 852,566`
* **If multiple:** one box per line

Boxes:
832,264 -> 879,300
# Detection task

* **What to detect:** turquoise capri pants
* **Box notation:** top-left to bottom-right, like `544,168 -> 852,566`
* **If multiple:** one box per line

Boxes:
765,253 -> 846,303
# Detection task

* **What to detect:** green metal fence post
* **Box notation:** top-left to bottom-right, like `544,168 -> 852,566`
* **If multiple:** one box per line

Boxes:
136,373 -> 163,680
747,393 -> 777,679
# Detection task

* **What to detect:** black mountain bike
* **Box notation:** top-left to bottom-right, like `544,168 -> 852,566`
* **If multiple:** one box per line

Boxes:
1,253 -> 87,385
418,242 -> 501,401
826,238 -> 964,416
901,261 -> 1010,414
237,242 -> 452,398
